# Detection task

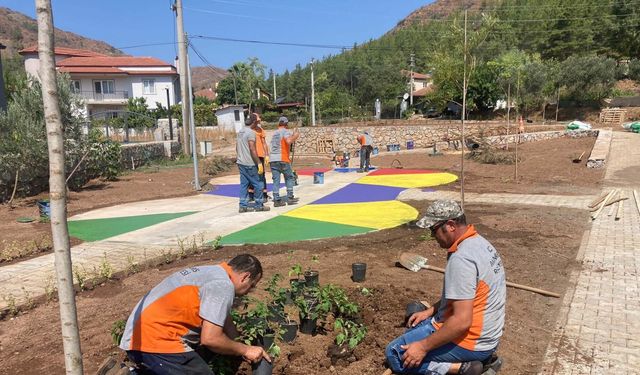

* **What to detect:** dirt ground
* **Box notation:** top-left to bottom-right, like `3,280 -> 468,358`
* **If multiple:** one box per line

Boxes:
0,203 -> 588,374
0,136 -> 602,374
375,136 -> 603,195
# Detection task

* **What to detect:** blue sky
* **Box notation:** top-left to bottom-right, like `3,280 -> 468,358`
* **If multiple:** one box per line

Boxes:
1,0 -> 431,73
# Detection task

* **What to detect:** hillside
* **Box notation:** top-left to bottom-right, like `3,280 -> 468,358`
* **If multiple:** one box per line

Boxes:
0,7 -> 123,56
191,66 -> 229,91
394,0 -> 488,30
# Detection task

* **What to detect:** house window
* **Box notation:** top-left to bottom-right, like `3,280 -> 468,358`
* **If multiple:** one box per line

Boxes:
70,80 -> 81,93
234,110 -> 240,122
143,79 -> 156,95
94,80 -> 115,94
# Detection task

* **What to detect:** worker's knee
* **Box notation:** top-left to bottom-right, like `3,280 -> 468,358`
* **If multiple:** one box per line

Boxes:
385,339 -> 404,373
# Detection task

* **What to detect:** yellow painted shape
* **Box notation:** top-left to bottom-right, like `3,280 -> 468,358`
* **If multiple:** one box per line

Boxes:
283,201 -> 418,230
357,172 -> 458,188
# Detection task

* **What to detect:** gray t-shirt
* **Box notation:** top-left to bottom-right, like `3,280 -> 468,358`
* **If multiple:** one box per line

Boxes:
431,229 -> 506,352
119,265 -> 235,353
236,126 -> 257,166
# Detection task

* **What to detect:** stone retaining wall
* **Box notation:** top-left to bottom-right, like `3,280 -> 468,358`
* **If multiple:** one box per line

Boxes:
120,141 -> 180,170
295,123 -> 567,155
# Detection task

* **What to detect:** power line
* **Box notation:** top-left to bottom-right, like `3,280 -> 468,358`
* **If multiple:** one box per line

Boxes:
116,42 -> 178,50
191,34 -> 353,50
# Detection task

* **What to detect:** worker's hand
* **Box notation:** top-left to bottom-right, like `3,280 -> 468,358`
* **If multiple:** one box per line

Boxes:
257,163 -> 264,175
401,341 -> 428,369
264,156 -> 270,166
243,345 -> 271,364
406,310 -> 431,328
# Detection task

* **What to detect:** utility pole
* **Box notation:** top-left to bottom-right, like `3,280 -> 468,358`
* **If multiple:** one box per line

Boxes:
310,58 -> 316,126
173,0 -> 191,155
409,53 -> 415,106
0,43 -> 7,113
460,10 -> 468,209
232,68 -> 238,105
165,88 -> 174,140
271,69 -> 277,103
186,49 -> 201,190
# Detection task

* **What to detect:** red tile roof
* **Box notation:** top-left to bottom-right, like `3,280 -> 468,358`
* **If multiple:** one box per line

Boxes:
57,56 -> 173,67
412,86 -> 434,97
19,46 -> 107,57
58,67 -> 126,74
401,69 -> 432,80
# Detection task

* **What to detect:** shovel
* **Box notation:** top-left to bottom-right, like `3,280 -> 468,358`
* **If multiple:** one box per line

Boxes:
399,252 -> 560,298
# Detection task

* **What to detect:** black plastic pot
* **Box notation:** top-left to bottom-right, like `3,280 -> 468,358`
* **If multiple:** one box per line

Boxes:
351,263 -> 367,282
281,321 -> 298,343
304,270 -> 319,287
299,316 -> 317,335
405,301 -> 426,325
260,333 -> 275,350
252,358 -> 273,375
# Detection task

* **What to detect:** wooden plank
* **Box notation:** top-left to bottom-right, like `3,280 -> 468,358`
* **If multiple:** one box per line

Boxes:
592,189 -> 617,220
589,191 -> 610,208
634,190 -> 640,216
588,196 -> 628,212
615,199 -> 623,221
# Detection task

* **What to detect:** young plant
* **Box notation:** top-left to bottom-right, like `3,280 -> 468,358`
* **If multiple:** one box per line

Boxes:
288,264 -> 303,279
317,284 -> 359,319
265,273 -> 288,311
294,295 -> 319,320
234,300 -> 271,345
110,319 -> 127,346
97,252 -> 114,279
334,318 -> 367,350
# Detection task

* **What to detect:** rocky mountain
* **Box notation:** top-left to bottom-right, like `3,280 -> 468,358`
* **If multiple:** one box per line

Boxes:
191,66 -> 229,91
0,7 -> 123,56
394,0 -> 488,30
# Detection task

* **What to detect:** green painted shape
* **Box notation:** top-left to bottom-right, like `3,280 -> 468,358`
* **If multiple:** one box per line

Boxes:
68,211 -> 197,242
220,215 -> 374,245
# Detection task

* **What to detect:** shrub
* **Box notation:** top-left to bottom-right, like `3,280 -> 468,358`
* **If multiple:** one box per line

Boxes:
202,156 -> 235,176
110,319 -> 127,346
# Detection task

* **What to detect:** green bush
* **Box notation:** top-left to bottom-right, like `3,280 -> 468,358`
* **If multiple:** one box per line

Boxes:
0,74 -> 123,201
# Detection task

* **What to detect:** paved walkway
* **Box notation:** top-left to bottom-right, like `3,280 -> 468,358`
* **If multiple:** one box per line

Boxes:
541,131 -> 640,374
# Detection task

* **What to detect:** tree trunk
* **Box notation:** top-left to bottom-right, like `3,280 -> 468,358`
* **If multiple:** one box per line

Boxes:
35,1 -> 84,374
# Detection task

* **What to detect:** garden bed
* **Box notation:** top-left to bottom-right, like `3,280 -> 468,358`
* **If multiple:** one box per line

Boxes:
0,203 -> 589,374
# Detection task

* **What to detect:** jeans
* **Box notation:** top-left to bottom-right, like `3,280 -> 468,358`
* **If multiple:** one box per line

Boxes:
126,350 -> 213,375
360,146 -> 372,170
248,157 -> 268,197
270,161 -> 294,200
238,164 -> 264,208
385,320 -> 494,374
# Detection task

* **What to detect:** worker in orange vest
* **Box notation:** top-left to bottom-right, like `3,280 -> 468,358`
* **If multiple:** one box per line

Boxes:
357,130 -> 374,173
248,120 -> 270,202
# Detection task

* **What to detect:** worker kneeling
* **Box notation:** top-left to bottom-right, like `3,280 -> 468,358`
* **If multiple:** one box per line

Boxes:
385,200 -> 505,375
119,254 -> 268,374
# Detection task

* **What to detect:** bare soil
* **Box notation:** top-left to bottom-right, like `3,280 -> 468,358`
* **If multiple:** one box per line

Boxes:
0,137 -> 602,374
0,202 -> 588,375
374,136 -> 603,195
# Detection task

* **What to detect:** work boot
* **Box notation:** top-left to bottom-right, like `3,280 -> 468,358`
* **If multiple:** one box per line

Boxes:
481,354 -> 503,375
248,191 -> 255,202
287,196 -> 299,205
239,206 -> 254,213
459,361 -> 483,375
254,205 -> 271,212
357,169 -> 364,173
263,192 -> 271,201
273,199 -> 287,207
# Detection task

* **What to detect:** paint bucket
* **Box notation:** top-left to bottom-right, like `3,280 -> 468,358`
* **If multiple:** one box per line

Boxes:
313,172 -> 324,184
37,199 -> 50,219
395,144 -> 401,151
407,141 -> 415,150
373,147 -> 379,155
351,263 -> 367,282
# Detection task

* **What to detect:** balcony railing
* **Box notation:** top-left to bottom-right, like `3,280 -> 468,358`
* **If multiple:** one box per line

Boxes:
76,91 -> 129,101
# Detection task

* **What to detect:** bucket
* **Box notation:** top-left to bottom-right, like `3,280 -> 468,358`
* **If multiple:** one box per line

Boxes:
37,199 -> 51,219
406,141 -> 415,150
405,301 -> 427,325
313,172 -> 324,184
351,263 -> 367,282
373,147 -> 379,155
252,358 -> 273,375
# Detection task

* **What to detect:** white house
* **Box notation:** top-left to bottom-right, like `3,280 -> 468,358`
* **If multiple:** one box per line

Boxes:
19,46 -> 179,119
215,105 -> 245,133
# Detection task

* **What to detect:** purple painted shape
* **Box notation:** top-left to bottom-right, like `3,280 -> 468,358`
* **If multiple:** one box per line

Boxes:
312,183 -> 405,204
334,166 -> 377,173
207,183 -> 280,198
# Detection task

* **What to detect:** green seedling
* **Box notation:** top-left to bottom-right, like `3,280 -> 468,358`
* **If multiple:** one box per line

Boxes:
110,319 -> 126,346
334,318 -> 367,349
